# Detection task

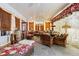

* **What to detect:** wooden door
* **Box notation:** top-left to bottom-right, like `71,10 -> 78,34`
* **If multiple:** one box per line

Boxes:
22,22 -> 28,31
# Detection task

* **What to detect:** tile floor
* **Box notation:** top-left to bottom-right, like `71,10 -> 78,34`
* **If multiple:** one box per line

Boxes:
32,43 -> 79,56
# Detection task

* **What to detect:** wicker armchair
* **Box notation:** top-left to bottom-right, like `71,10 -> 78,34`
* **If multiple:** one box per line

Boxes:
40,34 -> 53,47
53,34 -> 68,47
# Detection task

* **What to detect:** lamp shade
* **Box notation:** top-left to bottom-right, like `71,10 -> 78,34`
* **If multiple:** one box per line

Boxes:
62,22 -> 71,34
62,23 -> 71,28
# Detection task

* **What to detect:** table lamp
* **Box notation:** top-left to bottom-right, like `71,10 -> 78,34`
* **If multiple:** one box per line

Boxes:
62,22 -> 71,34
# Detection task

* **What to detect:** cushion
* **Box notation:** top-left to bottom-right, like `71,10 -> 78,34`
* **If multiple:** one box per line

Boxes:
19,39 -> 35,46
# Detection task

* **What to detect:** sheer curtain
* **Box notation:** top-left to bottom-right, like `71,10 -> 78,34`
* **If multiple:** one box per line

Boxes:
67,27 -> 79,45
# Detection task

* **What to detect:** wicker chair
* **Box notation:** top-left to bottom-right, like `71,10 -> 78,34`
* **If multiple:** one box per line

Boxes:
53,34 -> 68,47
40,34 -> 53,47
